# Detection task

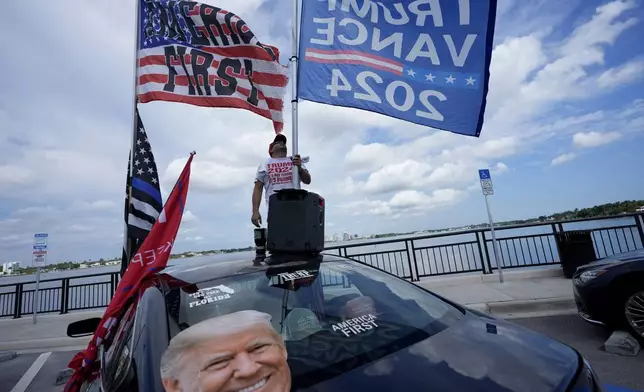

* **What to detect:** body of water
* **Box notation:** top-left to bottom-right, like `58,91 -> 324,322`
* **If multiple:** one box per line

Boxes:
1,215 -> 641,301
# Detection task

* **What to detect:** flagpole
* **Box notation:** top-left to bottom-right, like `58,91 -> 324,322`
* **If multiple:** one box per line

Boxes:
122,0 -> 141,276
290,0 -> 301,189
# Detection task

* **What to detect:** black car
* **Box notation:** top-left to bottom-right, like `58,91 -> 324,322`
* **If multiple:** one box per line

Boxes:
572,248 -> 644,341
69,253 -> 603,392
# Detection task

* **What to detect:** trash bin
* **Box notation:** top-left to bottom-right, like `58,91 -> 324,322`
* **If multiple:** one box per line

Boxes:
555,230 -> 597,278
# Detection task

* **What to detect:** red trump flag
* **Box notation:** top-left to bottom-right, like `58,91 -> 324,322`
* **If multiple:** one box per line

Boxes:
65,152 -> 196,392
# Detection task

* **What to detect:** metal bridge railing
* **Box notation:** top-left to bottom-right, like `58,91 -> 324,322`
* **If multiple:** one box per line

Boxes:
1,213 -> 642,318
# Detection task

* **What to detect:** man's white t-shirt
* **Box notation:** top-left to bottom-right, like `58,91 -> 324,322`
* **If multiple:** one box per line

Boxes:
255,157 -> 306,206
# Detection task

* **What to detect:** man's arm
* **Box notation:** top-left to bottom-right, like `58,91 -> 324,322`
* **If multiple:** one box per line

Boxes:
252,163 -> 267,227
299,167 -> 311,185
252,180 -> 264,214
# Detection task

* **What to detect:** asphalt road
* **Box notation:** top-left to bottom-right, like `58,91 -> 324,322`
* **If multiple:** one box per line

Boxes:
2,315 -> 642,392
511,314 -> 644,392
0,350 -> 76,392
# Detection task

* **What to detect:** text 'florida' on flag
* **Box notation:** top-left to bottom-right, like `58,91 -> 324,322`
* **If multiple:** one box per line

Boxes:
65,152 -> 196,392
137,0 -> 289,133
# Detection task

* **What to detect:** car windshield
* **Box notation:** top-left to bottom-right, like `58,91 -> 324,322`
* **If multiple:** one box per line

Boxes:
163,258 -> 464,388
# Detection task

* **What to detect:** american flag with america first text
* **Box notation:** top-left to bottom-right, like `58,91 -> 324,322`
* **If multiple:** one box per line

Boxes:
137,0 -> 289,133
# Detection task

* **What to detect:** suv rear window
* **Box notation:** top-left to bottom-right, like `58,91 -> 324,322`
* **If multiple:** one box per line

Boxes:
163,259 -> 463,387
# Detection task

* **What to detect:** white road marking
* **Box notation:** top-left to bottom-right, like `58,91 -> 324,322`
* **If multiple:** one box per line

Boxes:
10,351 -> 52,392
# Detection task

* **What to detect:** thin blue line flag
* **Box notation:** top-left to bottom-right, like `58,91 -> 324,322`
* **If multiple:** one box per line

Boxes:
297,0 -> 498,137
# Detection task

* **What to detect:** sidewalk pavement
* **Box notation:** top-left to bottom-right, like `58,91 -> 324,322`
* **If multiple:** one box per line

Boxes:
0,310 -> 104,353
417,265 -> 576,319
0,266 -> 575,352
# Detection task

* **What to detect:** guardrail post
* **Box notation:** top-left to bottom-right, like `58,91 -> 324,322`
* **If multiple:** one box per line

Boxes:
60,279 -> 69,314
13,283 -> 23,319
475,231 -> 487,274
481,231 -> 492,273
110,273 -> 117,297
551,223 -> 563,263
405,240 -> 419,281
635,214 -> 644,247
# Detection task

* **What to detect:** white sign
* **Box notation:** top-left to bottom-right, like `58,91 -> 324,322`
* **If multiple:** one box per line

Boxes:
278,270 -> 314,282
187,285 -> 235,308
479,169 -> 494,195
33,233 -> 48,251
478,169 -> 504,283
32,251 -> 47,267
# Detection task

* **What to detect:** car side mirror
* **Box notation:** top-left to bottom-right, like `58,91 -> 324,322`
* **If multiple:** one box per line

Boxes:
67,317 -> 101,338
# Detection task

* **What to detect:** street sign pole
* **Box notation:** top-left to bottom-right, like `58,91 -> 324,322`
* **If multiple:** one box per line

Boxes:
484,194 -> 504,283
32,233 -> 48,324
478,170 -> 504,283
33,267 -> 41,324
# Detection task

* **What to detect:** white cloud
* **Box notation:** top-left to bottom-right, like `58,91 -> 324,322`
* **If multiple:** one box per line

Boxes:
70,200 -> 118,211
551,153 -> 577,166
494,162 -> 510,174
0,165 -> 33,188
165,159 -> 255,193
596,59 -> 644,89
560,0 -> 639,54
363,160 -> 433,195
572,131 -> 622,148
341,189 -> 468,218
182,210 -> 198,223
344,143 -> 395,174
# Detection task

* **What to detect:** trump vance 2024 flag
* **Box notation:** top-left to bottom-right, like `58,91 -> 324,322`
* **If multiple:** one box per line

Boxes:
137,0 -> 289,133
297,0 -> 498,137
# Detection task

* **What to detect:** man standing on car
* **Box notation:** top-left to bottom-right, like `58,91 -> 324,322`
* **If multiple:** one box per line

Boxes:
251,134 -> 311,227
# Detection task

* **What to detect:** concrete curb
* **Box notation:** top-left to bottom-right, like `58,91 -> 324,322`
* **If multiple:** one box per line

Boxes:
0,350 -> 17,362
481,267 -> 565,283
486,297 -> 577,319
0,336 -> 92,352
417,265 -> 564,288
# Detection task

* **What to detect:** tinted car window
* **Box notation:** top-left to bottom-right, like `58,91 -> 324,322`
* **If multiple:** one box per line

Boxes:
164,259 -> 463,387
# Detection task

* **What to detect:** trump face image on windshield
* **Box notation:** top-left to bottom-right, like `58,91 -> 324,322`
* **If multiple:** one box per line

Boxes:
160,310 -> 291,392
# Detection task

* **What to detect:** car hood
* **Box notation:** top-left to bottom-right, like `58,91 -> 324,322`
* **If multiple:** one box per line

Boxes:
292,313 -> 579,392
575,248 -> 644,274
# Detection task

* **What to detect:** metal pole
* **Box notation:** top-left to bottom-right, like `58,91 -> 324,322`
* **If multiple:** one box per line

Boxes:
485,194 -> 504,283
122,0 -> 141,275
129,0 -> 141,193
32,267 -> 41,324
290,0 -> 301,189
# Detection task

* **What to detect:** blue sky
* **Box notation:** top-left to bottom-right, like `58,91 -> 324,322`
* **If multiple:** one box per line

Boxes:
0,0 -> 643,263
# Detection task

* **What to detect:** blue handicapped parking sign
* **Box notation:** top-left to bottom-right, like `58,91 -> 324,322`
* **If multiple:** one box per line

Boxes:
478,169 -> 491,180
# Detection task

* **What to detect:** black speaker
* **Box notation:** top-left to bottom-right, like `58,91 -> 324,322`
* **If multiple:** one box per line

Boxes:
266,189 -> 325,254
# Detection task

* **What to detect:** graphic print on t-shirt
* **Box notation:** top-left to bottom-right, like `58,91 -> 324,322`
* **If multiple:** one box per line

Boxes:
257,157 -> 307,206
267,158 -> 293,186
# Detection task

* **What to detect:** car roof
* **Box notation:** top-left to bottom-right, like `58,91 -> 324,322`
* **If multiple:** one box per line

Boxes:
157,252 -> 348,286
